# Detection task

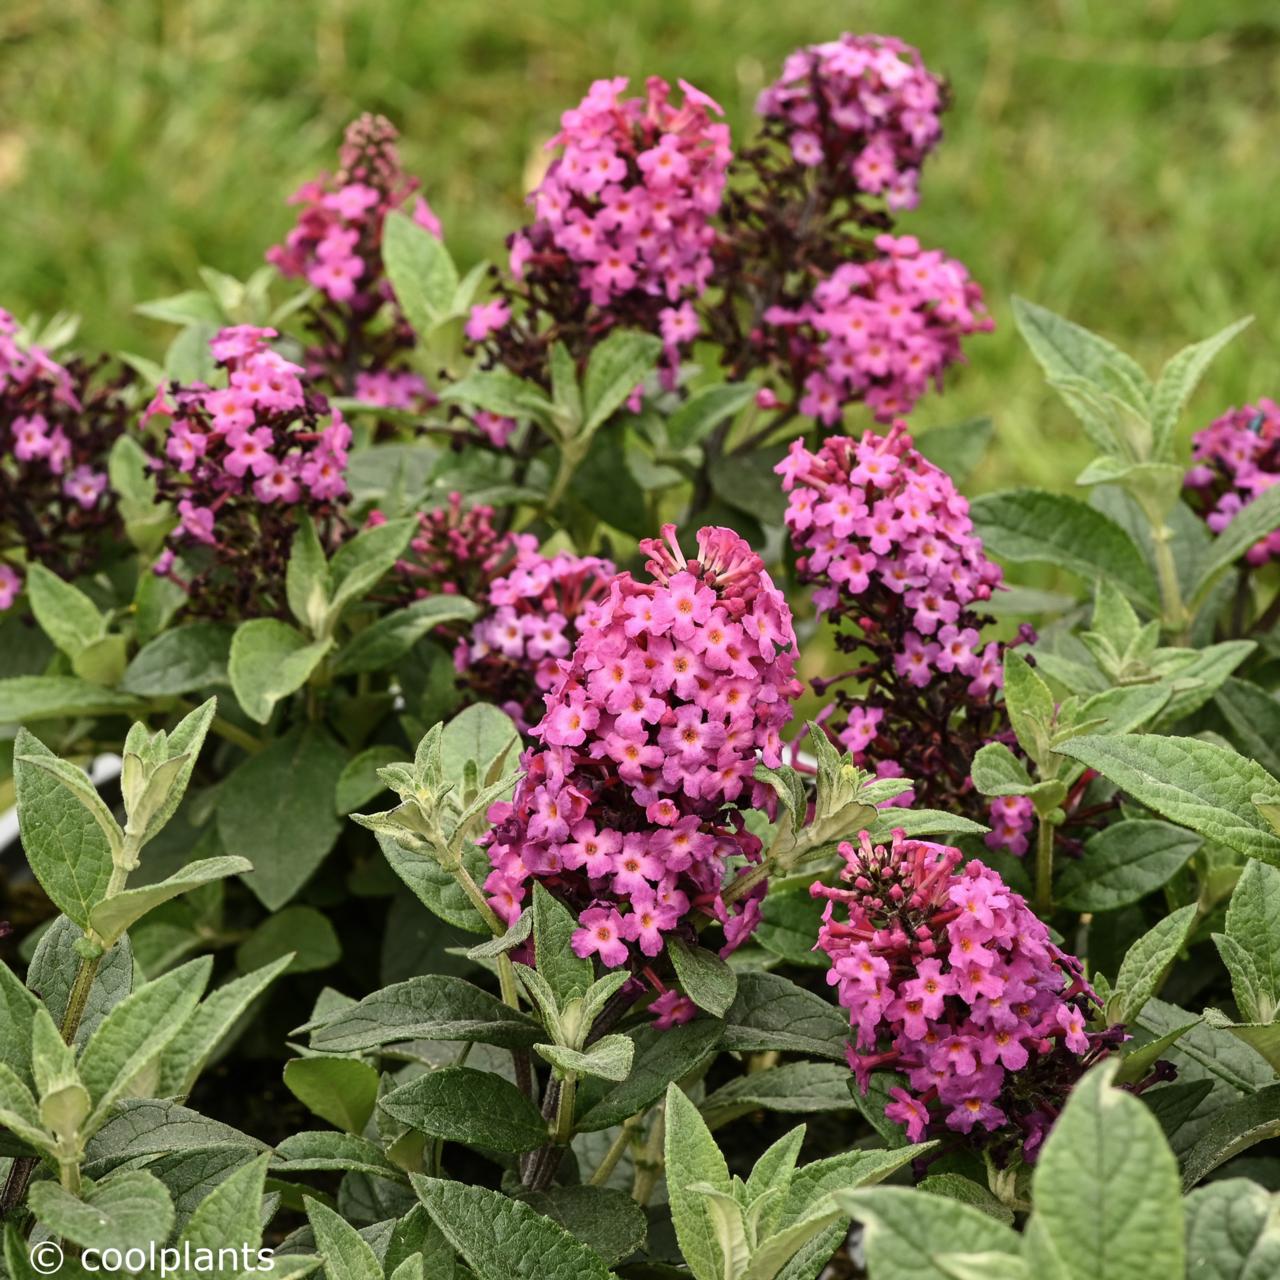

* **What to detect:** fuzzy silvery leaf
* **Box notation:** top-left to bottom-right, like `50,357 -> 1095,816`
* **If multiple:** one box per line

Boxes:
574,1017 -> 722,1133
667,937 -> 738,1018
272,1131 -> 405,1182
1214,678 -> 1280,780
1149,315 -> 1252,456
218,726 -> 347,910
173,1151 -> 271,1277
514,1185 -> 646,1269
720,972 -> 849,1061
1222,859 -> 1280,1023
535,1034 -> 634,1084
701,1063 -> 855,1129
1107,903 -> 1197,1026
299,975 -> 541,1052
381,1066 -> 550,1152
1056,820 -> 1200,912
0,960 -> 41,1086
1190,484 -> 1280,613
1057,733 -> 1280,864
285,515 -> 331,635
330,596 -> 478,676
89,856 -> 250,947
581,329 -> 662,436
326,517 -> 417,619
835,1186 -> 1020,1280
666,382 -> 756,450
1183,1177 -> 1280,1280
531,882 -> 593,1008
120,623 -> 233,696
28,1169 -> 174,1255
24,561 -> 105,658
1179,1081 -> 1280,1192
440,368 -> 555,428
411,1175 -> 613,1280
228,618 -> 332,724
283,1057 -> 380,1136
382,210 -> 459,334
305,1196 -> 384,1280
664,1082 -> 732,1280
159,954 -> 294,1098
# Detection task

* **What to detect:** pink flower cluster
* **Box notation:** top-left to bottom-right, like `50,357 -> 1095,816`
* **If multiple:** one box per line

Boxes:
764,235 -> 992,424
778,425 -> 1002,686
503,75 -> 730,357
456,542 -> 616,732
815,830 -> 1101,1154
779,426 -> 1032,854
757,33 -> 944,211
268,114 -> 441,307
1184,400 -> 1280,567
482,525 -> 801,988
0,308 -> 78,407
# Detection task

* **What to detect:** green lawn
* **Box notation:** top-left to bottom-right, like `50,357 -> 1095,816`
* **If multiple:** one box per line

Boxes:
2,0 -> 1276,488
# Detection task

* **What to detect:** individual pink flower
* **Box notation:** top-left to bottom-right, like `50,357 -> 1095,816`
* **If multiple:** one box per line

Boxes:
572,907 -> 630,967
0,563 -> 21,611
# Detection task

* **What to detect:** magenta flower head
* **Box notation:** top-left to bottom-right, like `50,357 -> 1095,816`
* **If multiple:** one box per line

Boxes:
481,524 -> 802,1000
145,326 -> 352,618
761,234 -> 992,424
457,541 -> 617,733
1,306 -> 132,603
1184,399 -> 1280,567
758,34 -> 946,212
815,829 -> 1106,1157
778,425 -> 1033,852
484,76 -> 731,372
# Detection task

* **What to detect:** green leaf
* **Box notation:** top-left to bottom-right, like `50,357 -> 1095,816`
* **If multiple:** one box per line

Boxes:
78,958 -> 211,1131
836,1186 -> 1019,1280
228,618 -> 332,724
159,955 -> 293,1098
1012,297 -> 1152,402
412,1175 -> 614,1280
1032,1060 -> 1184,1280
26,920 -> 132,1051
1108,904 -> 1197,1025
29,1170 -> 174,1253
535,1034 -> 634,1083
1214,679 -> 1280,781
665,382 -> 756,450
13,729 -> 116,929
1150,317 -> 1252,456
1183,1178 -> 1280,1280
1191,484 -> 1280,611
327,517 -> 417,617
381,1066 -> 547,1152
331,597 -> 478,676
1214,934 -> 1269,1027
667,937 -> 738,1018
575,1017 -> 722,1133
708,443 -> 791,526
1114,1018 -> 1200,1086
89,856 -> 251,947
582,330 -> 662,435
1002,650 -> 1057,768
335,745 -> 404,815
24,562 -> 104,658
915,1174 -> 1014,1226
970,489 -> 1159,609
532,883 -> 593,1009
514,1185 -> 645,1268
701,1063 -> 855,1128
0,1063 -> 51,1152
1222,859 -> 1280,1023
720,972 -> 849,1061
1056,820 -> 1201,912
383,210 -> 459,334
218,726 -> 347,910
439,368 -> 555,427
235,904 -> 340,975
377,833 -> 489,934
121,624 -> 233,696
286,515 -> 331,635
304,1197 -> 383,1280
914,417 -> 994,485
273,1131 -> 404,1182
300,975 -> 542,1052
969,741 -> 1064,810
755,887 -> 826,969
439,702 -> 521,786
665,1082 -> 731,1280
0,676 -> 143,722
1055,733 -> 1280,865
1180,1083 -> 1280,1190
284,1058 -> 379,1135
1202,1010 -> 1280,1076
175,1152 -> 270,1275
0,960 -> 41,1086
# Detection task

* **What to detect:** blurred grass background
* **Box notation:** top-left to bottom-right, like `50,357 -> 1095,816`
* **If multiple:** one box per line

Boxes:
1,0 -> 1277,489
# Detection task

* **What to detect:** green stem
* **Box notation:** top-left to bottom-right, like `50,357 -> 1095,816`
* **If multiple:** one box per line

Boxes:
1035,815 -> 1055,918
590,1115 -> 640,1187
1151,523 -> 1188,636
553,1075 -> 577,1144
630,1102 -> 666,1207
545,441 -> 585,513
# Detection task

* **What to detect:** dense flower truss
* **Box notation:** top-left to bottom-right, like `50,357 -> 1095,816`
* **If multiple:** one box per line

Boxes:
1184,399 -> 1280,567
456,542 -> 616,732
756,33 -> 945,212
760,235 -> 992,424
474,76 -> 731,376
816,831 -> 1109,1156
482,525 -> 802,997
778,425 -> 1032,852
145,325 -> 351,618
266,113 -> 440,402
1,308 -> 131,607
